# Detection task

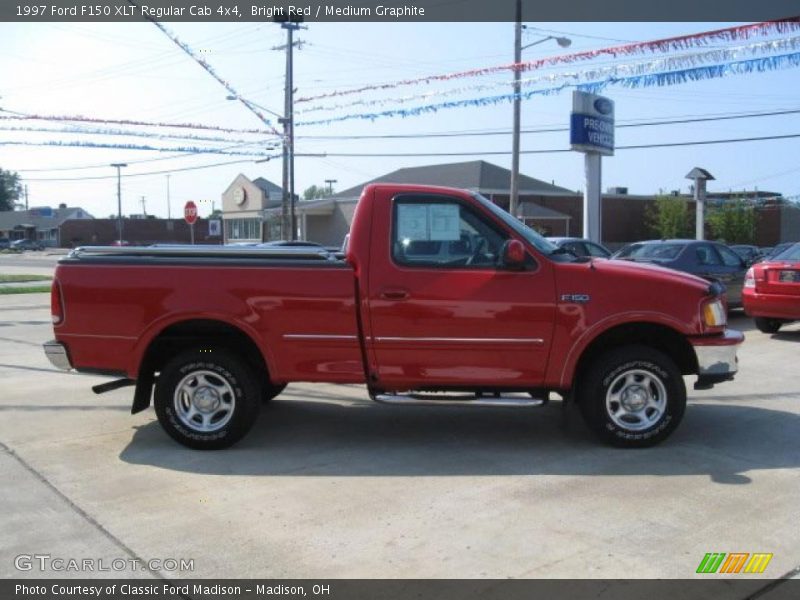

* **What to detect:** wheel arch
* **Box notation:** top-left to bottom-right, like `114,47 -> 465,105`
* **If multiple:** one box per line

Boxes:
135,317 -> 273,381
569,321 -> 698,394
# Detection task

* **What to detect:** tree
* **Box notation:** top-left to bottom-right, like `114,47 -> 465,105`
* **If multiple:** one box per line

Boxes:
303,184 -> 335,200
646,195 -> 692,239
0,168 -> 23,212
707,198 -> 757,244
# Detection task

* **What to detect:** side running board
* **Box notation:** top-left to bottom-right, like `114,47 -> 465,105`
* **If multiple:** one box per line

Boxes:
372,392 -> 546,408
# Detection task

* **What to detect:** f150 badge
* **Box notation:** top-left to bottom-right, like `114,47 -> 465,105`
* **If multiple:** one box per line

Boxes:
560,294 -> 591,303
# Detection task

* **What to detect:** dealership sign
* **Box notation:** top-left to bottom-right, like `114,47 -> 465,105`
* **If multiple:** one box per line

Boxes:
570,91 -> 615,156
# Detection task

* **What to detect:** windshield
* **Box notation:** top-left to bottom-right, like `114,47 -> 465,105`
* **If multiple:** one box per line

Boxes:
615,242 -> 686,261
774,243 -> 800,261
471,193 -> 561,256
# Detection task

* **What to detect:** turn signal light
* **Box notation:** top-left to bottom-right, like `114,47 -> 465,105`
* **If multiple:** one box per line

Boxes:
51,280 -> 64,325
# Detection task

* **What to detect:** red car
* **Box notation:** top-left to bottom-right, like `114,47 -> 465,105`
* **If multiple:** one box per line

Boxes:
743,242 -> 800,333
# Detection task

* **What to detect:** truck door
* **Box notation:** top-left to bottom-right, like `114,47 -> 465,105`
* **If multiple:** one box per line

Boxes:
364,191 -> 556,390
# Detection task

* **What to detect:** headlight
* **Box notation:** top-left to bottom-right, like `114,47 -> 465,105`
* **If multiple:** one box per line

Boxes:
702,299 -> 727,328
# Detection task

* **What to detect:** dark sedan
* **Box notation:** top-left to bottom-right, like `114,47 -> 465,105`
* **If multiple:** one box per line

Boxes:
546,237 -> 612,258
612,239 -> 748,307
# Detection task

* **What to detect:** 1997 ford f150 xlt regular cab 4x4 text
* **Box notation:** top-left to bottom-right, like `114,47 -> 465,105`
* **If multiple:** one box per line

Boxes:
44,184 -> 743,449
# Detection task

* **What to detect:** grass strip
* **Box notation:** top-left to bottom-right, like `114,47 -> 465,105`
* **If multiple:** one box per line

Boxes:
0,274 -> 52,283
0,285 -> 52,295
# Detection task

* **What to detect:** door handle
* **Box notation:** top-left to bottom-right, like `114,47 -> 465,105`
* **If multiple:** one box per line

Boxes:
380,288 -> 410,300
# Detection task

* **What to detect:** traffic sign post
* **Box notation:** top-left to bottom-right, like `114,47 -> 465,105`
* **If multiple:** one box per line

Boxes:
184,201 -> 198,245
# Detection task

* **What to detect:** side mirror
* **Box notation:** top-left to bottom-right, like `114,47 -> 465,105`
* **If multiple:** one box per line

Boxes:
501,239 -> 526,270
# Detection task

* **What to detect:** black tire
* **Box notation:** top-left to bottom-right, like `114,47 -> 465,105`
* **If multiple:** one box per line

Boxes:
754,317 -> 782,334
578,345 -> 686,448
263,382 -> 287,403
154,349 -> 260,450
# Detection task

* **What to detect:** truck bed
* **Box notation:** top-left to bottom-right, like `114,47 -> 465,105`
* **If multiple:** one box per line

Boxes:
54,246 -> 364,383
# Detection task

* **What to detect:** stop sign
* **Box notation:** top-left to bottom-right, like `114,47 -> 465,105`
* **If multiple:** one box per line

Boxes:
184,201 -> 198,225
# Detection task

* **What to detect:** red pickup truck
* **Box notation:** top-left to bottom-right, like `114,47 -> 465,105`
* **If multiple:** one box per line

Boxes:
44,184 -> 742,449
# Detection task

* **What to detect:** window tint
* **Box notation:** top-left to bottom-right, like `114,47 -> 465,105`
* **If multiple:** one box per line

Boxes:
585,242 -> 610,258
622,243 -> 685,260
563,242 -> 586,257
717,245 -> 744,267
695,245 -> 722,266
392,196 -> 507,267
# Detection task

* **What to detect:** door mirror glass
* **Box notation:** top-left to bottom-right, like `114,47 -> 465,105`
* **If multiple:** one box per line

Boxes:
501,239 -> 526,269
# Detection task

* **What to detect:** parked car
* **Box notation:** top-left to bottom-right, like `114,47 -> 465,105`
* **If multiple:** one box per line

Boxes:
743,242 -> 800,333
612,239 -> 748,307
546,237 -> 612,258
110,240 -> 130,247
729,244 -> 763,265
10,239 -> 44,251
0,237 -> 11,250
760,242 -> 796,262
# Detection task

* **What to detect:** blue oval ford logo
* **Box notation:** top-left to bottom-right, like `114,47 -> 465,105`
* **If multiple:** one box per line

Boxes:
593,97 -> 613,115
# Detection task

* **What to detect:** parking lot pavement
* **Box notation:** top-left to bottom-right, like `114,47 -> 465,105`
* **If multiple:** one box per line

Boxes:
0,293 -> 798,583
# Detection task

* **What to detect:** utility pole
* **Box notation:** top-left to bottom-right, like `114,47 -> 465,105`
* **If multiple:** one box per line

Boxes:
166,174 -> 171,220
110,163 -> 127,243
510,0 -> 522,219
510,3 -> 571,218
24,185 -> 29,210
325,179 -> 337,196
140,196 -> 147,216
275,15 -> 303,241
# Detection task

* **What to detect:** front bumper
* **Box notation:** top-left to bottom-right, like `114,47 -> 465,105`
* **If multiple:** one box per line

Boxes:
43,340 -> 73,371
690,329 -> 744,390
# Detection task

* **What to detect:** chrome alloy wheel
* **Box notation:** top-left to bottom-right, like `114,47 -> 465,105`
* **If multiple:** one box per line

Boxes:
605,368 -> 667,431
173,370 -> 236,433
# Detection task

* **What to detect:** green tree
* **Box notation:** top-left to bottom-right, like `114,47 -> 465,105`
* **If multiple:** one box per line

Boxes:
0,168 -> 22,212
303,184 -> 335,200
646,195 -> 692,239
707,198 -> 757,244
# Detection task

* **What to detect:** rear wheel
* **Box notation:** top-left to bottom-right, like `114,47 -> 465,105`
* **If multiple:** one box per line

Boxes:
754,317 -> 783,334
154,349 -> 260,450
578,346 -> 686,448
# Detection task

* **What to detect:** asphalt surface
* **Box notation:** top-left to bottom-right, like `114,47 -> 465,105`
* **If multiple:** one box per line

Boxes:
0,260 -> 798,587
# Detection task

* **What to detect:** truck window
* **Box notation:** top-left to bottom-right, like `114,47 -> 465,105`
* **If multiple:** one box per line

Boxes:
392,195 -> 507,268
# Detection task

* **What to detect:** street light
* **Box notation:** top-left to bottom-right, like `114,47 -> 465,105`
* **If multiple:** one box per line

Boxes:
110,163 -> 127,244
509,11 -> 571,219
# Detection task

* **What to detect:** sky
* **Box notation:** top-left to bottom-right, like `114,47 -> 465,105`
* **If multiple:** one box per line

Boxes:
1,20 -> 799,219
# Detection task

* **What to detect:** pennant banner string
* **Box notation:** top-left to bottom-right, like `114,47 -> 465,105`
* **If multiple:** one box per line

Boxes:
297,36 -> 800,115
0,139 -> 276,157
0,124 -> 275,146
126,0 -> 280,134
297,51 -> 800,127
296,18 -> 800,104
0,110 -> 279,136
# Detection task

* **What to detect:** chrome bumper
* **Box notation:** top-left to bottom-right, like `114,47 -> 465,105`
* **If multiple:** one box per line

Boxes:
43,340 -> 72,371
695,343 -> 739,376
692,329 -> 743,377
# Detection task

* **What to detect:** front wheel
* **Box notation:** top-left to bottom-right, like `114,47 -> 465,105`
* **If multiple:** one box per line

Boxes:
578,346 -> 686,448
754,317 -> 783,334
154,349 -> 261,450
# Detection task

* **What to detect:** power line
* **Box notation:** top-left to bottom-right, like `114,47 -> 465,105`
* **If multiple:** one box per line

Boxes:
20,156 -> 277,182
309,132 -> 800,158
297,107 -> 800,140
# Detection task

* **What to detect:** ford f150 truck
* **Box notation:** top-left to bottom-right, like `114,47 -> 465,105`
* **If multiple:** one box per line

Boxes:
44,184 -> 743,449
